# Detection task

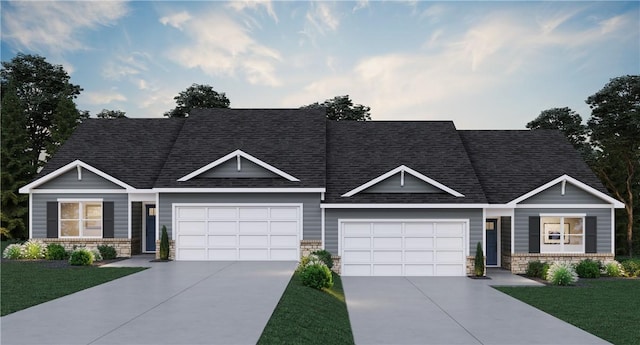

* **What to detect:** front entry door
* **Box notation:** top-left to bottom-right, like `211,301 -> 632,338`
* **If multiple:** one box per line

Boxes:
486,219 -> 498,266
145,205 -> 156,252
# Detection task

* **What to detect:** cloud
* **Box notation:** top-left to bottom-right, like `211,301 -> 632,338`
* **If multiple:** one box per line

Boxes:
159,11 -> 192,30
83,90 -> 127,105
161,10 -> 282,86
227,0 -> 278,23
352,1 -> 369,13
1,1 -> 128,53
102,52 -> 150,80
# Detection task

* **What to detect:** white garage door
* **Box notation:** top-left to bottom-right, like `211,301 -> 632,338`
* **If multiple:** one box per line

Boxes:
341,220 -> 467,276
175,205 -> 300,261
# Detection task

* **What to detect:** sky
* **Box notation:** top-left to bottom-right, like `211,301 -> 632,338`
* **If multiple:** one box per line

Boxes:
1,1 -> 638,129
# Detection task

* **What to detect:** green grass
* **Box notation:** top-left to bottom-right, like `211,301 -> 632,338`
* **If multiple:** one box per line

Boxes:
497,279 -> 640,345
1,260 -> 146,316
258,272 -> 354,345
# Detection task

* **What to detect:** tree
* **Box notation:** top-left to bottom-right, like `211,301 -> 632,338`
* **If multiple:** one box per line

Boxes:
164,84 -> 230,117
526,107 -> 589,155
586,75 -> 640,257
302,95 -> 371,121
96,109 -> 127,119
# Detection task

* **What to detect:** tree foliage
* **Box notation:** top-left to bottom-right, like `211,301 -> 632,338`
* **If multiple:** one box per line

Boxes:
526,107 -> 589,156
164,84 -> 230,117
302,95 -> 371,121
96,109 -> 127,119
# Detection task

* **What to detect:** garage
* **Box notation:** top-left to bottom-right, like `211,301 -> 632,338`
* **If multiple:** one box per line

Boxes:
174,204 -> 301,261
340,220 -> 467,276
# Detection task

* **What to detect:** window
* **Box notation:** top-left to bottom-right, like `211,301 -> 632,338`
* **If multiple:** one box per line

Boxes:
540,215 -> 584,253
60,201 -> 102,237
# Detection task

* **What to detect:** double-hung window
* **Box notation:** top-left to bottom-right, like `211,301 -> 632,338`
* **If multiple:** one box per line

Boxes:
60,201 -> 103,237
540,214 -> 585,253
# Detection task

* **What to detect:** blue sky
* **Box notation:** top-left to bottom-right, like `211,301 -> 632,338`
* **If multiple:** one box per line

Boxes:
1,1 -> 638,129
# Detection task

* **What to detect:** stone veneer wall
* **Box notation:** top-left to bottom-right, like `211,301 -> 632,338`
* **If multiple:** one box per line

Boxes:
300,239 -> 341,274
155,240 -> 176,260
501,254 -> 512,270
465,256 -> 476,276
509,253 -> 615,274
35,238 -> 132,257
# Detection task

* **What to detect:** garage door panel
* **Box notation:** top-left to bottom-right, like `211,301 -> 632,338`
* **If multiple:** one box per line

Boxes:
270,235 -> 297,247
208,221 -> 236,234
208,207 -> 237,219
344,237 -> 371,249
270,207 -> 298,219
239,248 -> 268,260
208,248 -> 237,260
239,221 -> 268,234
178,207 -> 206,219
343,223 -> 371,235
405,264 -> 434,276
405,237 -> 433,249
436,250 -> 464,262
178,221 -> 206,235
373,264 -> 403,276
373,223 -> 402,235
239,207 -> 269,220
239,235 -> 268,246
180,248 -> 206,260
436,264 -> 464,276
405,250 -> 433,262
373,237 -> 402,249
208,235 -> 236,247
343,250 -> 371,262
178,235 -> 206,247
343,264 -> 371,276
405,223 -> 434,235
436,237 -> 463,249
270,221 -> 297,234
436,223 -> 464,236
270,248 -> 298,260
373,250 -> 402,263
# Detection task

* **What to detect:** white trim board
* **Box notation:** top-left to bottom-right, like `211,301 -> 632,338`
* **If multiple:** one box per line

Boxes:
19,160 -> 133,193
154,188 -> 325,193
177,149 -> 300,182
341,165 -> 464,198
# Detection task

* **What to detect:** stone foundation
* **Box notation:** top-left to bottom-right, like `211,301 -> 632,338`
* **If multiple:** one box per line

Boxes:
34,238 -> 132,257
155,240 -> 176,260
501,254 -> 512,270
331,256 -> 342,275
508,253 -> 615,274
300,239 -> 322,257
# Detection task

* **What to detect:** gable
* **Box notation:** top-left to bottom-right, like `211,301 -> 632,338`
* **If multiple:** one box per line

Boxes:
19,160 -> 133,193
519,181 -> 609,205
362,172 -> 442,193
38,168 -> 125,190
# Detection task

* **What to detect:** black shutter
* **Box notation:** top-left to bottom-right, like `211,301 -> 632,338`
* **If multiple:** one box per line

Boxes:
585,216 -> 597,253
46,202 -> 58,238
103,202 -> 114,238
529,216 -> 540,253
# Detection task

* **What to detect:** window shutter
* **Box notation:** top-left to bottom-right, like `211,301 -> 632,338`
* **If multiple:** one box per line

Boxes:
103,202 -> 114,238
46,202 -> 58,238
529,216 -> 540,253
585,216 -> 597,253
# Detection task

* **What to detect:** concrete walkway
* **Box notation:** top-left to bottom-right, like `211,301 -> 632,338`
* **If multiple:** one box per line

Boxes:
343,271 -> 610,345
1,258 -> 296,345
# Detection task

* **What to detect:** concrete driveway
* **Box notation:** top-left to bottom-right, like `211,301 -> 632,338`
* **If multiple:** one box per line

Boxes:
1,258 -> 296,345
343,273 -> 611,345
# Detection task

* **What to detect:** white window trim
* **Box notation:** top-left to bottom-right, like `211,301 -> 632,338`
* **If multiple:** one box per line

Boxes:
58,200 -> 104,238
539,213 -> 586,254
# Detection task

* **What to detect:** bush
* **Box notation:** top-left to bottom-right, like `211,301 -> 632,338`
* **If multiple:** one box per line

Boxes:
91,248 -> 103,261
312,249 -> 334,269
69,248 -> 94,266
97,245 -> 117,260
159,225 -> 169,260
605,261 -> 624,277
474,242 -> 485,277
546,262 -> 578,286
300,263 -> 333,290
3,244 -> 23,260
620,258 -> 640,277
575,259 -> 601,278
21,240 -> 46,259
45,243 -> 68,260
525,261 -> 550,279
296,254 -> 322,273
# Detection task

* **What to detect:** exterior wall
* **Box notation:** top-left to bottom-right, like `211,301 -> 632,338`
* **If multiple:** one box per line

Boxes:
131,202 -> 143,255
514,208 -> 612,253
31,193 -> 129,238
300,239 -> 341,274
200,158 -> 278,178
363,174 -> 440,193
158,193 -> 321,240
37,169 -> 124,190
324,208 -> 483,256
519,183 -> 607,204
509,253 -> 615,274
34,238 -> 132,257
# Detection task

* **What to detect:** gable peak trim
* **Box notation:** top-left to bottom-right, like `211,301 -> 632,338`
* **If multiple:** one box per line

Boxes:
341,165 -> 464,198
177,149 -> 300,182
19,160 -> 133,193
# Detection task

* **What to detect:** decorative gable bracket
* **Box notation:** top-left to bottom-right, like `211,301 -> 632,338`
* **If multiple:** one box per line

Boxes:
177,149 -> 300,182
341,165 -> 464,198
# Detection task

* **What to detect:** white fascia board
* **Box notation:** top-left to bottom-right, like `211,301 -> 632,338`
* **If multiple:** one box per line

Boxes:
321,203 -> 489,209
154,188 -> 325,193
507,174 -> 625,208
19,160 -> 134,193
31,189 -> 128,194
341,165 -> 464,198
177,149 -> 300,182
515,204 -> 619,209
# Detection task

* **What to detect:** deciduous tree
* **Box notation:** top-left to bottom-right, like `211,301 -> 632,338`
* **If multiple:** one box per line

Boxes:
164,84 -> 230,117
96,109 -> 127,119
526,107 -> 589,157
302,95 -> 371,121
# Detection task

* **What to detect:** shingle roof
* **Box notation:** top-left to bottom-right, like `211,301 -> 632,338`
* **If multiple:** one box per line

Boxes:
324,121 -> 488,203
153,108 -> 327,188
458,130 -> 607,204
38,118 -> 185,189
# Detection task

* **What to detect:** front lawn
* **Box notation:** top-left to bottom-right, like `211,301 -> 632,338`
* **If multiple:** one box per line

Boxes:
258,272 -> 354,345
1,260 -> 146,316
497,279 -> 640,345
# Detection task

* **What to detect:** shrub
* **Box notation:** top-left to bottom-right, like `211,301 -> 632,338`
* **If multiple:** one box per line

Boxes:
91,248 -> 103,261
312,249 -> 334,269
546,262 -> 578,286
45,243 -> 68,260
21,240 -> 46,259
159,225 -> 169,260
69,248 -> 94,266
525,260 -> 550,279
605,261 -> 623,277
620,258 -> 640,277
296,254 -> 322,273
300,263 -> 333,290
474,242 -> 485,276
575,259 -> 601,278
97,245 -> 117,260
3,244 -> 23,259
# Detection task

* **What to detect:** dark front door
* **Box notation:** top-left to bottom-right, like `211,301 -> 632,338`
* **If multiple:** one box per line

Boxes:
145,205 -> 156,252
486,219 -> 498,266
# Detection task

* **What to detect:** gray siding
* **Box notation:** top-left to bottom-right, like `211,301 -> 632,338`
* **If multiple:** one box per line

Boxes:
158,193 -> 321,240
32,193 -> 128,238
363,173 -> 441,193
38,169 -> 124,189
520,182 -> 607,204
324,208 -> 483,256
200,158 -> 279,178
514,208 -> 612,253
